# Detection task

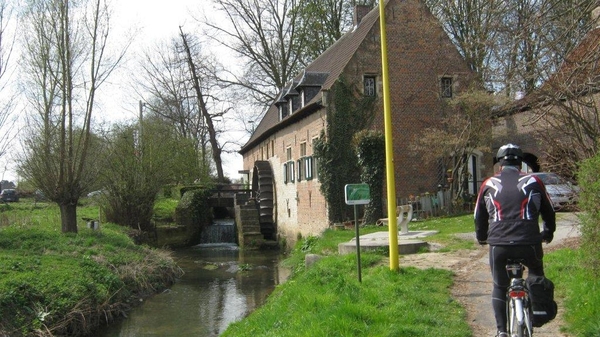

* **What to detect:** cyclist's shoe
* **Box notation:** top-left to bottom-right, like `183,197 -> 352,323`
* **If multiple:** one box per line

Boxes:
495,332 -> 508,337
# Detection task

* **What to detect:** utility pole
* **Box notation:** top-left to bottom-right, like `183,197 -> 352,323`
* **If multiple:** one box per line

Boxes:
138,100 -> 145,159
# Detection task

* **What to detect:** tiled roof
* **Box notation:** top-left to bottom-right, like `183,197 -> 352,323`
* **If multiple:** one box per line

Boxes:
297,70 -> 329,87
240,2 -> 384,154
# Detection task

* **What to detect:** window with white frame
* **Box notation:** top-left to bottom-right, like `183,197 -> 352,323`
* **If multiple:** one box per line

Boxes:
364,76 -> 376,97
441,77 -> 453,98
305,156 -> 314,180
284,147 -> 294,184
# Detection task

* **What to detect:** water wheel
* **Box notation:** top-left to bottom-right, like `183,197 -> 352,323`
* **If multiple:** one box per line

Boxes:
252,161 -> 275,239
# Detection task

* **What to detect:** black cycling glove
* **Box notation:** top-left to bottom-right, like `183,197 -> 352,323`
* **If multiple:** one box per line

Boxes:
541,230 -> 553,243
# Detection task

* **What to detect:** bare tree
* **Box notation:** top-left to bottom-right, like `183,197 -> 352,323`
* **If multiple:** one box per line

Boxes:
204,0 -> 305,110
411,90 -> 498,205
19,0 -> 126,233
426,0 -> 597,96
532,27 -> 600,179
0,0 -> 17,164
179,27 -> 226,182
292,0 -> 370,64
137,39 -> 211,181
426,0 -> 505,87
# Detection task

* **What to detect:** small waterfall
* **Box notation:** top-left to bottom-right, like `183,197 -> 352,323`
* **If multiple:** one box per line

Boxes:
199,219 -> 236,244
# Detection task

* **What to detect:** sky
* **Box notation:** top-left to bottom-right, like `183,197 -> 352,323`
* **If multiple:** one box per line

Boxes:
110,0 -> 246,181
1,0 -> 247,183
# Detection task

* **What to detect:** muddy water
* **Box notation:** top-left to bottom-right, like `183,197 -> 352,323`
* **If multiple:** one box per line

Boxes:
95,243 -> 288,337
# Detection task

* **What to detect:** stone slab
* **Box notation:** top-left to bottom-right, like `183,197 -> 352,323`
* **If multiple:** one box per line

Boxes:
338,230 -> 438,255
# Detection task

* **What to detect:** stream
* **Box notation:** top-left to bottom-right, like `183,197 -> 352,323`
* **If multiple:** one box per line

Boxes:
93,240 -> 288,337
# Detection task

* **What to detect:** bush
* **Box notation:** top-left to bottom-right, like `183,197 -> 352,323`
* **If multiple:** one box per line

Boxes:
577,152 -> 600,275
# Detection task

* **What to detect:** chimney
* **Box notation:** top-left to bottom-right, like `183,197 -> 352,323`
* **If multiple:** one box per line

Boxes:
353,5 -> 371,26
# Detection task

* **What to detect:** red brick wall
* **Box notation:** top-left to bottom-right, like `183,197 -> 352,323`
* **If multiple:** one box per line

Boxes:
243,110 -> 329,247
342,0 -> 476,198
243,0 -> 478,242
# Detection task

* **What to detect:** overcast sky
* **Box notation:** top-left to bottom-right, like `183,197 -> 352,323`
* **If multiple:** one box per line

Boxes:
110,1 -> 245,180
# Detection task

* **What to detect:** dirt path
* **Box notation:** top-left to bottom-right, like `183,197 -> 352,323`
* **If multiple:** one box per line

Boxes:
398,213 -> 580,337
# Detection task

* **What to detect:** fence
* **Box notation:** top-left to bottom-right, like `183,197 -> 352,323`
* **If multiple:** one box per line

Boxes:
395,190 -> 476,220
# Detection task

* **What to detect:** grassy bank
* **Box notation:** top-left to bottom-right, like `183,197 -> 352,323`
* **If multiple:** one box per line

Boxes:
546,248 -> 600,336
222,215 -> 477,337
223,213 -> 597,337
2,197 -> 595,336
0,199 -> 182,336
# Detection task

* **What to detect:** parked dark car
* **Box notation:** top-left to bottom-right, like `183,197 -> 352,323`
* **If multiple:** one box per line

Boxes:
0,189 -> 19,202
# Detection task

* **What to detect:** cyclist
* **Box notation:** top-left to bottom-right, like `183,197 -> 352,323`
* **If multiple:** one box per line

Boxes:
474,143 -> 556,337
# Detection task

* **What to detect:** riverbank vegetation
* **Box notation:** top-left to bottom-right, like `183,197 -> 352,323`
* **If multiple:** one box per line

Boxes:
0,198 -> 182,336
223,213 -> 597,337
2,195 -> 596,336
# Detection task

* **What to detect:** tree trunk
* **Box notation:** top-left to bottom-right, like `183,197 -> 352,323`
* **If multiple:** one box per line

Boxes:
179,28 -> 225,182
60,203 -> 78,233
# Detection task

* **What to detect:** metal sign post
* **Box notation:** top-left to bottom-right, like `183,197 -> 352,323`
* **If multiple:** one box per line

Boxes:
344,184 -> 371,283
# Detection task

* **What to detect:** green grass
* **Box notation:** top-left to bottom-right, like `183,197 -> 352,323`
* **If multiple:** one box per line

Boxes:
546,248 -> 600,336
283,214 -> 477,271
153,197 -> 179,222
223,215 -> 477,337
4,198 -> 597,337
226,213 -> 600,337
223,253 -> 470,337
0,198 -> 181,336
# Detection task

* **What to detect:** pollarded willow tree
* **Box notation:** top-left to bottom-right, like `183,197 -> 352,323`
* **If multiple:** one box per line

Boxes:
19,0 -> 127,233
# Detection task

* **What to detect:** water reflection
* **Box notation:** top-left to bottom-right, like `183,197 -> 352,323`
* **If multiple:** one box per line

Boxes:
94,243 -> 287,337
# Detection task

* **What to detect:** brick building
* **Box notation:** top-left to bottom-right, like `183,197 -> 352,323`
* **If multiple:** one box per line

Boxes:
239,0 -> 476,245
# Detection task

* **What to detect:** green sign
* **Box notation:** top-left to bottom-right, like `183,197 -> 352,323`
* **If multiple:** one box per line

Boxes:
345,184 -> 371,205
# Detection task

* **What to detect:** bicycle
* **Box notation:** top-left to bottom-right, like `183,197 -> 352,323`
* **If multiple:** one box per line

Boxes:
505,259 -> 533,337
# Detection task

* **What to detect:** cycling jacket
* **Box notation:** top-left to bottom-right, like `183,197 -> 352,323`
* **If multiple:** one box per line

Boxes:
474,166 -> 556,245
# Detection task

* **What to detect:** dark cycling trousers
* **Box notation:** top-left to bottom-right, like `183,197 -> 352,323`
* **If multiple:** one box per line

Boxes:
489,244 -> 544,332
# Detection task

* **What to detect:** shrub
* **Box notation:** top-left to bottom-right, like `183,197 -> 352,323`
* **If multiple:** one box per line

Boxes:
577,152 -> 600,275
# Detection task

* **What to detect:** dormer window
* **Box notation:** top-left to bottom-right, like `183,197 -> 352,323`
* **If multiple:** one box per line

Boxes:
288,99 -> 294,115
279,105 -> 288,120
441,77 -> 453,98
364,76 -> 376,96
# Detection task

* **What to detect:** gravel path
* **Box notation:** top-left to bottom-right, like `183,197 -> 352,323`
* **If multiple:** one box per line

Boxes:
398,213 -> 580,337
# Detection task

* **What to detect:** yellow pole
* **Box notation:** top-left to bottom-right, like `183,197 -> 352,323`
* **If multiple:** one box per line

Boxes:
379,1 -> 399,271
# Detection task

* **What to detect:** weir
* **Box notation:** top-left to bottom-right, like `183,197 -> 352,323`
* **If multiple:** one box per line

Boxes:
199,219 -> 236,244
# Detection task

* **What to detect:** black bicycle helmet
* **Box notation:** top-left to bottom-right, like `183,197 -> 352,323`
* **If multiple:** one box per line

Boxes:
496,143 -> 523,166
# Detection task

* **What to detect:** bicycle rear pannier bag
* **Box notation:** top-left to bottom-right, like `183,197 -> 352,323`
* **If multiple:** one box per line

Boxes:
526,275 -> 558,327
